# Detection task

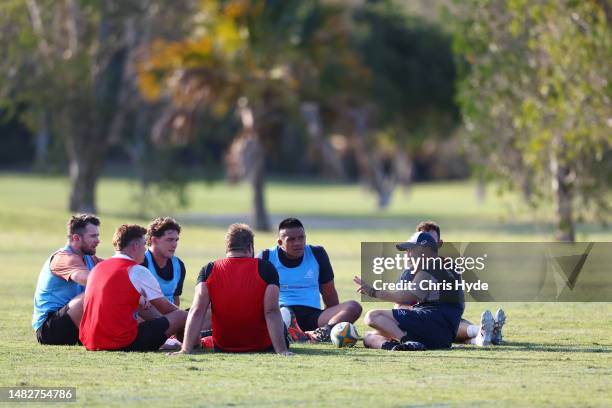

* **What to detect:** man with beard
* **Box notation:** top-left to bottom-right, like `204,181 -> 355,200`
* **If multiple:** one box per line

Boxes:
33,214 -> 102,345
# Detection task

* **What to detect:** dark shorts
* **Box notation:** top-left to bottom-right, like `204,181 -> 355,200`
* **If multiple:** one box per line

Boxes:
392,305 -> 461,349
286,305 -> 323,332
36,304 -> 79,345
120,317 -> 169,352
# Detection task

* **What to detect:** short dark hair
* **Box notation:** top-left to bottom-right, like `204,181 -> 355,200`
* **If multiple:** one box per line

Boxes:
416,220 -> 441,239
112,224 -> 147,251
146,217 -> 181,246
278,218 -> 304,231
68,214 -> 100,237
225,223 -> 254,253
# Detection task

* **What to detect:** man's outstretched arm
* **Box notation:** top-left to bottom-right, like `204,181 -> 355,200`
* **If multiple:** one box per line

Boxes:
353,276 -> 420,305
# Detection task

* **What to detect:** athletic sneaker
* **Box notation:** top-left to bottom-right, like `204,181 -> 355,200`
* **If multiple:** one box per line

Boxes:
474,310 -> 495,346
391,340 -> 426,351
308,325 -> 332,343
283,307 -> 310,343
159,337 -> 182,350
492,308 -> 506,345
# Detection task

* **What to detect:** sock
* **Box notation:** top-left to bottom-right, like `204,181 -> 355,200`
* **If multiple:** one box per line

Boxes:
381,341 -> 399,350
467,324 -> 480,338
400,335 -> 411,344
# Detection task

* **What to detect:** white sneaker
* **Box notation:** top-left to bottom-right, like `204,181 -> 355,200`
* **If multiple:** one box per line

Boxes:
159,337 -> 182,350
492,308 -> 506,345
474,310 -> 494,346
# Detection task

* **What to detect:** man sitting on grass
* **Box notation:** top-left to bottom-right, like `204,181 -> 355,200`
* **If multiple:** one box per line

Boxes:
173,223 -> 292,355
259,218 -> 362,343
355,231 -> 464,351
32,214 -> 102,345
395,220 -> 506,346
79,224 -> 187,351
142,217 -> 187,306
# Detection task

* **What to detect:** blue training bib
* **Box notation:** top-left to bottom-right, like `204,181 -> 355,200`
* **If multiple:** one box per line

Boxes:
268,245 -> 321,309
144,250 -> 181,304
32,246 -> 93,330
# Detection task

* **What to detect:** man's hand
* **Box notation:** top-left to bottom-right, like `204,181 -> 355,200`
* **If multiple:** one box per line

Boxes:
142,299 -> 152,310
167,349 -> 191,356
353,276 -> 376,298
139,293 -> 152,310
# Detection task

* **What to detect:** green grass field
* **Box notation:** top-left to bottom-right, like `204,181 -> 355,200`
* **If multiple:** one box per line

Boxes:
1,173 -> 611,407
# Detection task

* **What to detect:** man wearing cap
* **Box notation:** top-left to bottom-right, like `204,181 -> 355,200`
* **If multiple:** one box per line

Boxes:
354,231 -> 464,351
395,220 -> 506,346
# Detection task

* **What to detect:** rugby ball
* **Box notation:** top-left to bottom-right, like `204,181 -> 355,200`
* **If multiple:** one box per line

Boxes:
330,322 -> 359,348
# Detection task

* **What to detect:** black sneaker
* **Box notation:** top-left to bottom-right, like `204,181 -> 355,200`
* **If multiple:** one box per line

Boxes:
391,341 -> 426,351
308,325 -> 332,343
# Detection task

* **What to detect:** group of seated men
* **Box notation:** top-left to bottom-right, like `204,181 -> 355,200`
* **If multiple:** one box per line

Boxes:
33,215 -> 505,354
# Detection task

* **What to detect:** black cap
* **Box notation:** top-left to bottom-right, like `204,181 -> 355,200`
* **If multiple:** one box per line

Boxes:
396,231 -> 438,252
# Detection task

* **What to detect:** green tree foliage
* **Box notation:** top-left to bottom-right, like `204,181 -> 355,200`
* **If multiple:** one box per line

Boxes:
0,0 -> 131,212
141,0 -> 461,215
453,0 -> 611,241
139,0 -> 360,229
348,1 -> 460,206
355,1 -> 458,141
0,0 -> 193,213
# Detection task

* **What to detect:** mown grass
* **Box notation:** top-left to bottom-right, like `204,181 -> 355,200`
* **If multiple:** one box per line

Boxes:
0,173 -> 610,407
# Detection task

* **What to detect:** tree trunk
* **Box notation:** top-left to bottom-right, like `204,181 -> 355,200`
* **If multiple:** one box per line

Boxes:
251,154 -> 269,231
64,3 -> 128,214
300,102 -> 345,180
550,138 -> 575,242
33,111 -> 50,169
66,136 -> 106,213
348,106 -> 396,209
476,172 -> 486,203
236,97 -> 270,231
394,150 -> 413,190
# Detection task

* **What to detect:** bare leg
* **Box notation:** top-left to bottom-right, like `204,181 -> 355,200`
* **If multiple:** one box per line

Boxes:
363,309 -> 406,341
66,293 -> 85,327
455,319 -> 475,343
393,303 -> 412,310
200,307 -> 212,331
363,330 -> 392,349
317,300 -> 362,327
163,309 -> 188,337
